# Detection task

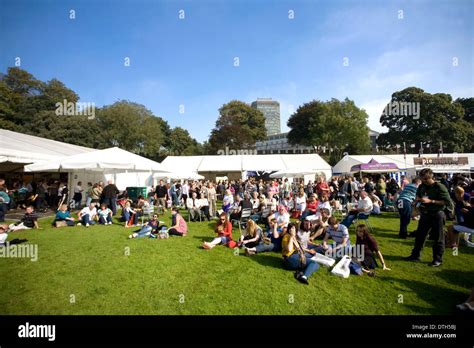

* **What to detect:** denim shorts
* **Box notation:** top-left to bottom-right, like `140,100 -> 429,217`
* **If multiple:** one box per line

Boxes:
220,236 -> 230,245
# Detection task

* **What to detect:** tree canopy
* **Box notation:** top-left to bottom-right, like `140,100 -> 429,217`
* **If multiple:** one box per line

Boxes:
287,98 -> 371,164
377,87 -> 473,153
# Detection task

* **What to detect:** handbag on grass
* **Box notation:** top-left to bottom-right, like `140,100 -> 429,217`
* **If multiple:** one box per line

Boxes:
311,252 -> 336,267
55,220 -> 67,228
331,255 -> 351,279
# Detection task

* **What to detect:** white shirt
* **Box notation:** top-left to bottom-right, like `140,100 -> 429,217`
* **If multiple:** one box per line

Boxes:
80,206 -> 97,218
358,196 -> 373,215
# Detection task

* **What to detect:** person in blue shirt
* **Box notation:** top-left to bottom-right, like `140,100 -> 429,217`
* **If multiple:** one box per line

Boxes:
53,204 -> 76,226
397,177 -> 421,239
0,186 -> 11,222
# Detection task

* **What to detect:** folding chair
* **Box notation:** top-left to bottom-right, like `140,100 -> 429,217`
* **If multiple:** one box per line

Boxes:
141,204 -> 155,225
233,208 -> 252,229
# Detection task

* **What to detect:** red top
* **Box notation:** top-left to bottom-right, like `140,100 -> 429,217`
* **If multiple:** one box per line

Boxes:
316,182 -> 330,194
216,221 -> 233,238
306,201 -> 319,213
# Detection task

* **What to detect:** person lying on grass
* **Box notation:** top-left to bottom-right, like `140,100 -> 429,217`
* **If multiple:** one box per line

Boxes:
97,203 -> 113,225
168,207 -> 188,237
244,218 -> 286,256
53,204 -> 76,227
353,224 -> 390,277
128,213 -> 162,239
77,203 -> 98,227
238,219 -> 262,249
281,222 -> 320,285
456,288 -> 474,312
0,224 -> 13,245
202,212 -> 233,249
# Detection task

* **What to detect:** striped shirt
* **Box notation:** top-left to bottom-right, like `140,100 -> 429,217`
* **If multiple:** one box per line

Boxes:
327,224 -> 350,245
398,184 -> 418,203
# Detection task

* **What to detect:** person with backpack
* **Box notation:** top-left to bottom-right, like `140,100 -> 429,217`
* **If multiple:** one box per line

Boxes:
405,168 -> 454,267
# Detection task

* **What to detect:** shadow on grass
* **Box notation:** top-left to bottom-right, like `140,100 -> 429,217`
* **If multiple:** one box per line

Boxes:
434,269 -> 474,289
7,238 -> 28,245
246,253 -> 283,270
382,276 -> 467,314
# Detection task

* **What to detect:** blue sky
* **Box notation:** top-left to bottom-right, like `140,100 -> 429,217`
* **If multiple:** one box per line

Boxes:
1,0 -> 472,142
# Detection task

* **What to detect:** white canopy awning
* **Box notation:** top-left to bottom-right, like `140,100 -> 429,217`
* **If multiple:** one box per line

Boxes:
24,147 -> 170,173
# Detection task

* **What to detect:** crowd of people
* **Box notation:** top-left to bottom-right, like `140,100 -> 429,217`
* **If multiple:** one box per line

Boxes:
1,171 -> 473,292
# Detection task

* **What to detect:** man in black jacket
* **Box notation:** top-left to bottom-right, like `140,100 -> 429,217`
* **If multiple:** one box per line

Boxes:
103,180 -> 119,215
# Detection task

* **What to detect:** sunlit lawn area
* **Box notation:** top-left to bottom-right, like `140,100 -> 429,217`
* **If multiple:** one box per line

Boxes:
0,210 -> 473,315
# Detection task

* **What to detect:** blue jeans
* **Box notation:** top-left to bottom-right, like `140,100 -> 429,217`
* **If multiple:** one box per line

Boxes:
104,197 -> 117,215
81,214 -> 95,225
397,198 -> 412,237
122,210 -> 138,225
99,215 -> 112,224
283,252 -> 320,279
135,225 -> 153,238
255,242 -> 276,253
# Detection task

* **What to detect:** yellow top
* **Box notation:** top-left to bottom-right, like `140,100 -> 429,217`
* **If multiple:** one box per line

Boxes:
281,234 -> 296,257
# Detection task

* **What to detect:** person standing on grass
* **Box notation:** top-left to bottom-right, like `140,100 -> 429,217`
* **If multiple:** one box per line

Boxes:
103,180 -> 119,215
155,179 -> 168,212
354,224 -> 390,276
404,168 -> 454,267
207,182 -> 217,218
281,222 -> 320,285
202,212 -> 233,249
73,181 -> 84,209
397,177 -> 421,239
168,207 -> 188,237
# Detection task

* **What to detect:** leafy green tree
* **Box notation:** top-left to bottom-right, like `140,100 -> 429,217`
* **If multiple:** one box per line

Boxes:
287,98 -> 371,164
378,87 -> 472,153
96,100 -> 165,156
208,100 -> 266,153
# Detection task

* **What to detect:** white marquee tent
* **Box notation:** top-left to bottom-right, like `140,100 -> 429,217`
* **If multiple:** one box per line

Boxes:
332,153 -> 474,177
161,154 -> 332,182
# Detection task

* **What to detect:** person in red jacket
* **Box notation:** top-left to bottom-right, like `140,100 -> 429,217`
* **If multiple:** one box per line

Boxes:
202,212 -> 233,249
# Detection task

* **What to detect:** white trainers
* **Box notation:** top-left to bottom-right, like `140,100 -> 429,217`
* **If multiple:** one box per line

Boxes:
77,223 -> 82,226
86,223 -> 90,227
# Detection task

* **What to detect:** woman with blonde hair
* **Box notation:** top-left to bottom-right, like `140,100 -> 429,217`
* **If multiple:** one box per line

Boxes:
239,219 -> 262,248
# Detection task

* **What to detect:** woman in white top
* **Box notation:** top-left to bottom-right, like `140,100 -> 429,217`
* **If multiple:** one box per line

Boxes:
295,188 -> 307,218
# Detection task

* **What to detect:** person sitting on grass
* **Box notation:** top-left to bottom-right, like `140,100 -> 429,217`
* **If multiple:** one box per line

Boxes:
97,203 -> 113,225
245,218 -> 287,256
353,224 -> 390,276
168,207 -> 188,237
122,200 -> 138,227
128,213 -> 161,239
186,192 -> 202,222
456,288 -> 474,312
19,205 -> 39,229
301,193 -> 319,221
341,190 -> 373,228
317,216 -> 351,258
202,212 -> 233,249
297,219 -> 318,253
0,224 -> 13,245
446,197 -> 473,248
222,189 -> 234,213
53,204 -> 76,227
309,208 -> 331,241
77,203 -> 98,227
239,219 -> 262,249
281,222 -> 320,285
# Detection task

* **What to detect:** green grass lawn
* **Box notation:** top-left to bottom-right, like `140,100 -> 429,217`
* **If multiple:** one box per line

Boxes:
0,209 -> 473,315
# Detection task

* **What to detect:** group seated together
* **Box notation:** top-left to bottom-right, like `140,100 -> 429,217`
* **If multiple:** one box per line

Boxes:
1,171 -> 473,288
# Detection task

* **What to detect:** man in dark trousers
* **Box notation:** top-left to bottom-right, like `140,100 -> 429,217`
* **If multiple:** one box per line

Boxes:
154,179 -> 168,212
103,180 -> 119,216
405,168 -> 453,267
